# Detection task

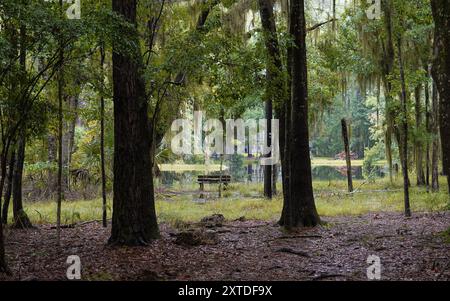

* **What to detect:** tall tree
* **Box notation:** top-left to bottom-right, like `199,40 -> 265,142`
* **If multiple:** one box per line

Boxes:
381,0 -> 396,184
397,37 -> 411,217
431,1 -> 450,193
109,0 -> 159,245
99,44 -> 107,228
431,81 -> 440,191
56,0 -> 65,244
258,0 -> 281,199
12,20 -> 33,229
280,0 -> 320,228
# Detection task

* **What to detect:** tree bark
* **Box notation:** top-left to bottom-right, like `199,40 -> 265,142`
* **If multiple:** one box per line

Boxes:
47,134 -> 57,197
381,0 -> 396,184
11,134 -> 33,229
431,1 -> 450,193
99,44 -> 107,228
62,95 -> 79,191
397,38 -> 411,217
264,98 -> 272,199
279,12 -> 293,226
272,164 -> 277,196
0,146 -> 12,274
424,71 -> 431,191
414,86 -> 425,186
281,0 -> 320,228
12,18 -> 32,229
431,81 -> 440,192
109,0 -> 159,245
56,0 -> 65,245
341,119 -> 353,193
258,0 -> 281,200
1,149 -> 15,225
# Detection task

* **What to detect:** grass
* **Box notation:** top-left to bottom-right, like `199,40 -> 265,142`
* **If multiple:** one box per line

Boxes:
9,177 -> 449,227
311,157 -> 387,167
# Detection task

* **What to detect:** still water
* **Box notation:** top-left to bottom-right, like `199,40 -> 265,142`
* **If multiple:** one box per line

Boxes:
157,164 -> 386,188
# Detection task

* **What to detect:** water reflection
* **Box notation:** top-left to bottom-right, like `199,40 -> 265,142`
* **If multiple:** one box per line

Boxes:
157,163 -> 386,188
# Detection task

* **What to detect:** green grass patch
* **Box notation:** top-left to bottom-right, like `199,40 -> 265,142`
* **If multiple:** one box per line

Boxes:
9,178 -> 449,227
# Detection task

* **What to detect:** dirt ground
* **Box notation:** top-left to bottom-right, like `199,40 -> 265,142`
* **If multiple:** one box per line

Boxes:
1,212 -> 449,281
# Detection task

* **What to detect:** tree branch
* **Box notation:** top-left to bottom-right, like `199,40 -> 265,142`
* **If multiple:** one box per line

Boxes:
307,19 -> 337,32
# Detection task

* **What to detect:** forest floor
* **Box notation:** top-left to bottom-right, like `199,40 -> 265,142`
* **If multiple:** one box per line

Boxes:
1,211 -> 449,281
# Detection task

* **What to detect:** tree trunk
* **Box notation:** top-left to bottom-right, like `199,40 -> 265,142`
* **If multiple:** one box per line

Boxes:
109,0 -> 159,245
56,0 -> 65,245
100,44 -> 107,228
341,119 -> 353,192
62,95 -> 79,191
424,71 -> 431,191
264,98 -> 272,199
279,17 -> 293,227
415,86 -> 425,186
0,146 -> 12,274
397,38 -> 411,217
272,164 -> 277,196
258,0 -> 281,200
47,134 -> 57,197
431,81 -> 440,192
1,149 -> 15,225
11,134 -> 33,229
12,19 -> 32,229
381,0 -> 396,184
281,0 -> 320,228
431,1 -> 450,193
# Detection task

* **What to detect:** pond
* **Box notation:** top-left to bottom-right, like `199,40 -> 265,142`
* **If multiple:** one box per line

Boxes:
157,162 -> 387,189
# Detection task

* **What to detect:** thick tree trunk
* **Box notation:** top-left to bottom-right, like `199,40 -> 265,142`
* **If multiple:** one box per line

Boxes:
431,1 -> 450,193
1,149 -> 15,225
341,119 -> 353,193
279,16 -> 293,226
11,134 -> 33,229
109,0 -> 159,245
0,146 -> 12,274
12,20 -> 32,229
282,0 -> 320,228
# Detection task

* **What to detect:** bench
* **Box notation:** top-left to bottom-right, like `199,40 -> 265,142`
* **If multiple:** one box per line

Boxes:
197,175 -> 231,198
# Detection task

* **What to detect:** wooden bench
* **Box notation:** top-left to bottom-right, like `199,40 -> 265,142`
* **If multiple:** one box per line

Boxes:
197,175 -> 231,198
